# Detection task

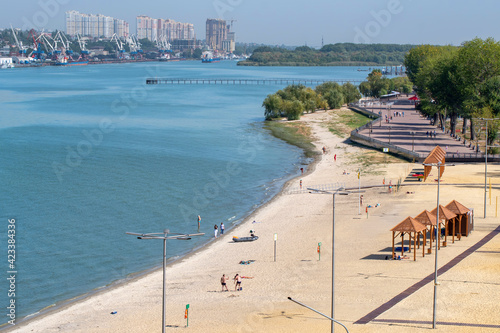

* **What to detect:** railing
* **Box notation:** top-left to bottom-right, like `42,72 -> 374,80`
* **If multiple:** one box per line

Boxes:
348,103 -> 500,162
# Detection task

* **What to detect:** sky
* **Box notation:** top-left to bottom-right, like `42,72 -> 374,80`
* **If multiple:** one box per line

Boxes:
3,0 -> 500,47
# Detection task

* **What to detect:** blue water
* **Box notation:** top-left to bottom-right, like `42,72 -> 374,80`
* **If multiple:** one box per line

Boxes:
0,61 -> 376,324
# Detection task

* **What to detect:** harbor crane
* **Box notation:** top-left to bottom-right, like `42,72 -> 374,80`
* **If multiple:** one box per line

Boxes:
28,29 -> 45,61
10,24 -> 28,55
76,33 -> 89,60
111,33 -> 125,58
55,31 -> 73,58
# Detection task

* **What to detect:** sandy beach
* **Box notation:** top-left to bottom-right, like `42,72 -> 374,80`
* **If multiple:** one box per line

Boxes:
7,109 -> 500,333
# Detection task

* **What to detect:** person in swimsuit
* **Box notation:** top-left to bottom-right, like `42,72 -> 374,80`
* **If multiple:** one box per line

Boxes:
221,274 -> 229,292
234,274 -> 242,291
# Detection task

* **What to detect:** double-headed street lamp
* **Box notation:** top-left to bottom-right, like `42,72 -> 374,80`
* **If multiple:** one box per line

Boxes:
410,131 -> 416,152
477,117 -> 499,218
306,187 -> 363,332
126,230 -> 204,333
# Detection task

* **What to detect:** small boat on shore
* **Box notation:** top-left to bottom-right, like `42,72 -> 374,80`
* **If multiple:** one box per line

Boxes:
232,235 -> 259,242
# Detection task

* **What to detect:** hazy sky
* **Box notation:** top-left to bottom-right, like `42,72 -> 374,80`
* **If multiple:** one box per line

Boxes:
4,0 -> 499,46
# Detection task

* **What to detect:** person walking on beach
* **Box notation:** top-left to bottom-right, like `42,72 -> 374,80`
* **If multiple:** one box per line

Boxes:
221,274 -> 229,292
220,222 -> 225,235
234,274 -> 242,291
300,179 -> 302,189
197,215 -> 201,230
214,224 -> 218,238
334,154 -> 337,162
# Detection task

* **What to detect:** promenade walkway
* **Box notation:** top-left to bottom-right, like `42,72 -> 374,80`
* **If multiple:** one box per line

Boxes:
351,95 -> 495,161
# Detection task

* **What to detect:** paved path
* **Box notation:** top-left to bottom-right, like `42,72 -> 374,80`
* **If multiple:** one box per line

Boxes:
357,96 -> 479,156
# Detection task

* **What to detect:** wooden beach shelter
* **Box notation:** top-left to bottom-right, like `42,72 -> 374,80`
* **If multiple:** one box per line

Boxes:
430,205 -> 457,246
414,210 -> 438,252
423,146 -> 446,182
445,200 -> 472,237
391,217 -> 427,261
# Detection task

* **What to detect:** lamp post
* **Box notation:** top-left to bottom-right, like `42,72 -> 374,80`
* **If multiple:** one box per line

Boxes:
308,187 -> 349,333
287,297 -> 349,333
126,230 -> 204,333
476,117 -> 499,218
423,161 -> 453,329
410,131 -> 416,152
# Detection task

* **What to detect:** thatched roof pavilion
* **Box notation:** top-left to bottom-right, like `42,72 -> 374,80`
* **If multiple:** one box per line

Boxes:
391,217 -> 427,261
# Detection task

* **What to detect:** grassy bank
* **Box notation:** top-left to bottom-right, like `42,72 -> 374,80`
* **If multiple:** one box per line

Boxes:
264,121 -> 318,158
327,107 -> 372,138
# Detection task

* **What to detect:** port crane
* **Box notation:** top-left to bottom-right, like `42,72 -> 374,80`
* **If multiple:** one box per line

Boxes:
10,25 -> 28,55
55,31 -> 73,58
37,33 -> 58,60
76,33 -> 89,60
127,35 -> 143,59
111,33 -> 125,58
156,34 -> 171,54
28,29 -> 45,61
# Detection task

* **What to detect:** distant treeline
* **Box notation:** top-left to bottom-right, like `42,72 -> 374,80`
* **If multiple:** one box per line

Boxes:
238,43 -> 417,66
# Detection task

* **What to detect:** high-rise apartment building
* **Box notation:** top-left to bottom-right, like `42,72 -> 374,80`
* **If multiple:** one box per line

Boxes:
136,16 -> 195,42
206,19 -> 235,52
66,11 -> 129,38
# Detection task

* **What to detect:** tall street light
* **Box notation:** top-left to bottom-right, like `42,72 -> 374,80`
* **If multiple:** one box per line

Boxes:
478,118 -> 499,218
410,131 -> 416,152
126,230 -> 204,333
308,187 -> 349,333
423,161 -> 453,329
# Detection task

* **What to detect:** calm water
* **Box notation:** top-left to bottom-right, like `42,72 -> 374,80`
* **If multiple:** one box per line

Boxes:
0,61 -> 376,323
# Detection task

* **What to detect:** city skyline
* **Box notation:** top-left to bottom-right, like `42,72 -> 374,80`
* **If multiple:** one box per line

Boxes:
2,0 -> 500,46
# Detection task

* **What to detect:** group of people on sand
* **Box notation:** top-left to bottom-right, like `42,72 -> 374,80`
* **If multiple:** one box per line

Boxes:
220,273 -> 250,292
198,215 -> 225,238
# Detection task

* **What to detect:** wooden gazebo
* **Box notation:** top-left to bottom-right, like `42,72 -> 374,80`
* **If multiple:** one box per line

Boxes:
391,217 -> 427,261
430,205 -> 457,246
445,200 -> 472,238
414,210 -> 439,252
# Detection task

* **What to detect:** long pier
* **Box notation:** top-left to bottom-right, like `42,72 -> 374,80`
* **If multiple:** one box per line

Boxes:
145,78 -> 363,85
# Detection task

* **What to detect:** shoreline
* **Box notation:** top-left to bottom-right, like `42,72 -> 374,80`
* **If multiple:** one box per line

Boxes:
7,109 -> 499,332
1,119 -> 322,332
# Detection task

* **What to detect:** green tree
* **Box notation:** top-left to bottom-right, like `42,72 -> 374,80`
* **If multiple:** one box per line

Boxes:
263,94 -> 284,120
359,81 -> 371,97
404,45 -> 441,84
284,100 -> 304,120
342,82 -> 362,104
324,89 -> 344,109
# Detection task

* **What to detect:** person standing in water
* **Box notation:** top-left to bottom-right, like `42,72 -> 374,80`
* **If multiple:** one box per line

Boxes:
197,215 -> 201,230
220,222 -> 225,235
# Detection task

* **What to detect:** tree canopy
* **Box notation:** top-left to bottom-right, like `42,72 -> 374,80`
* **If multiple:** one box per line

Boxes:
403,38 -> 500,146
263,82 -> 361,121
